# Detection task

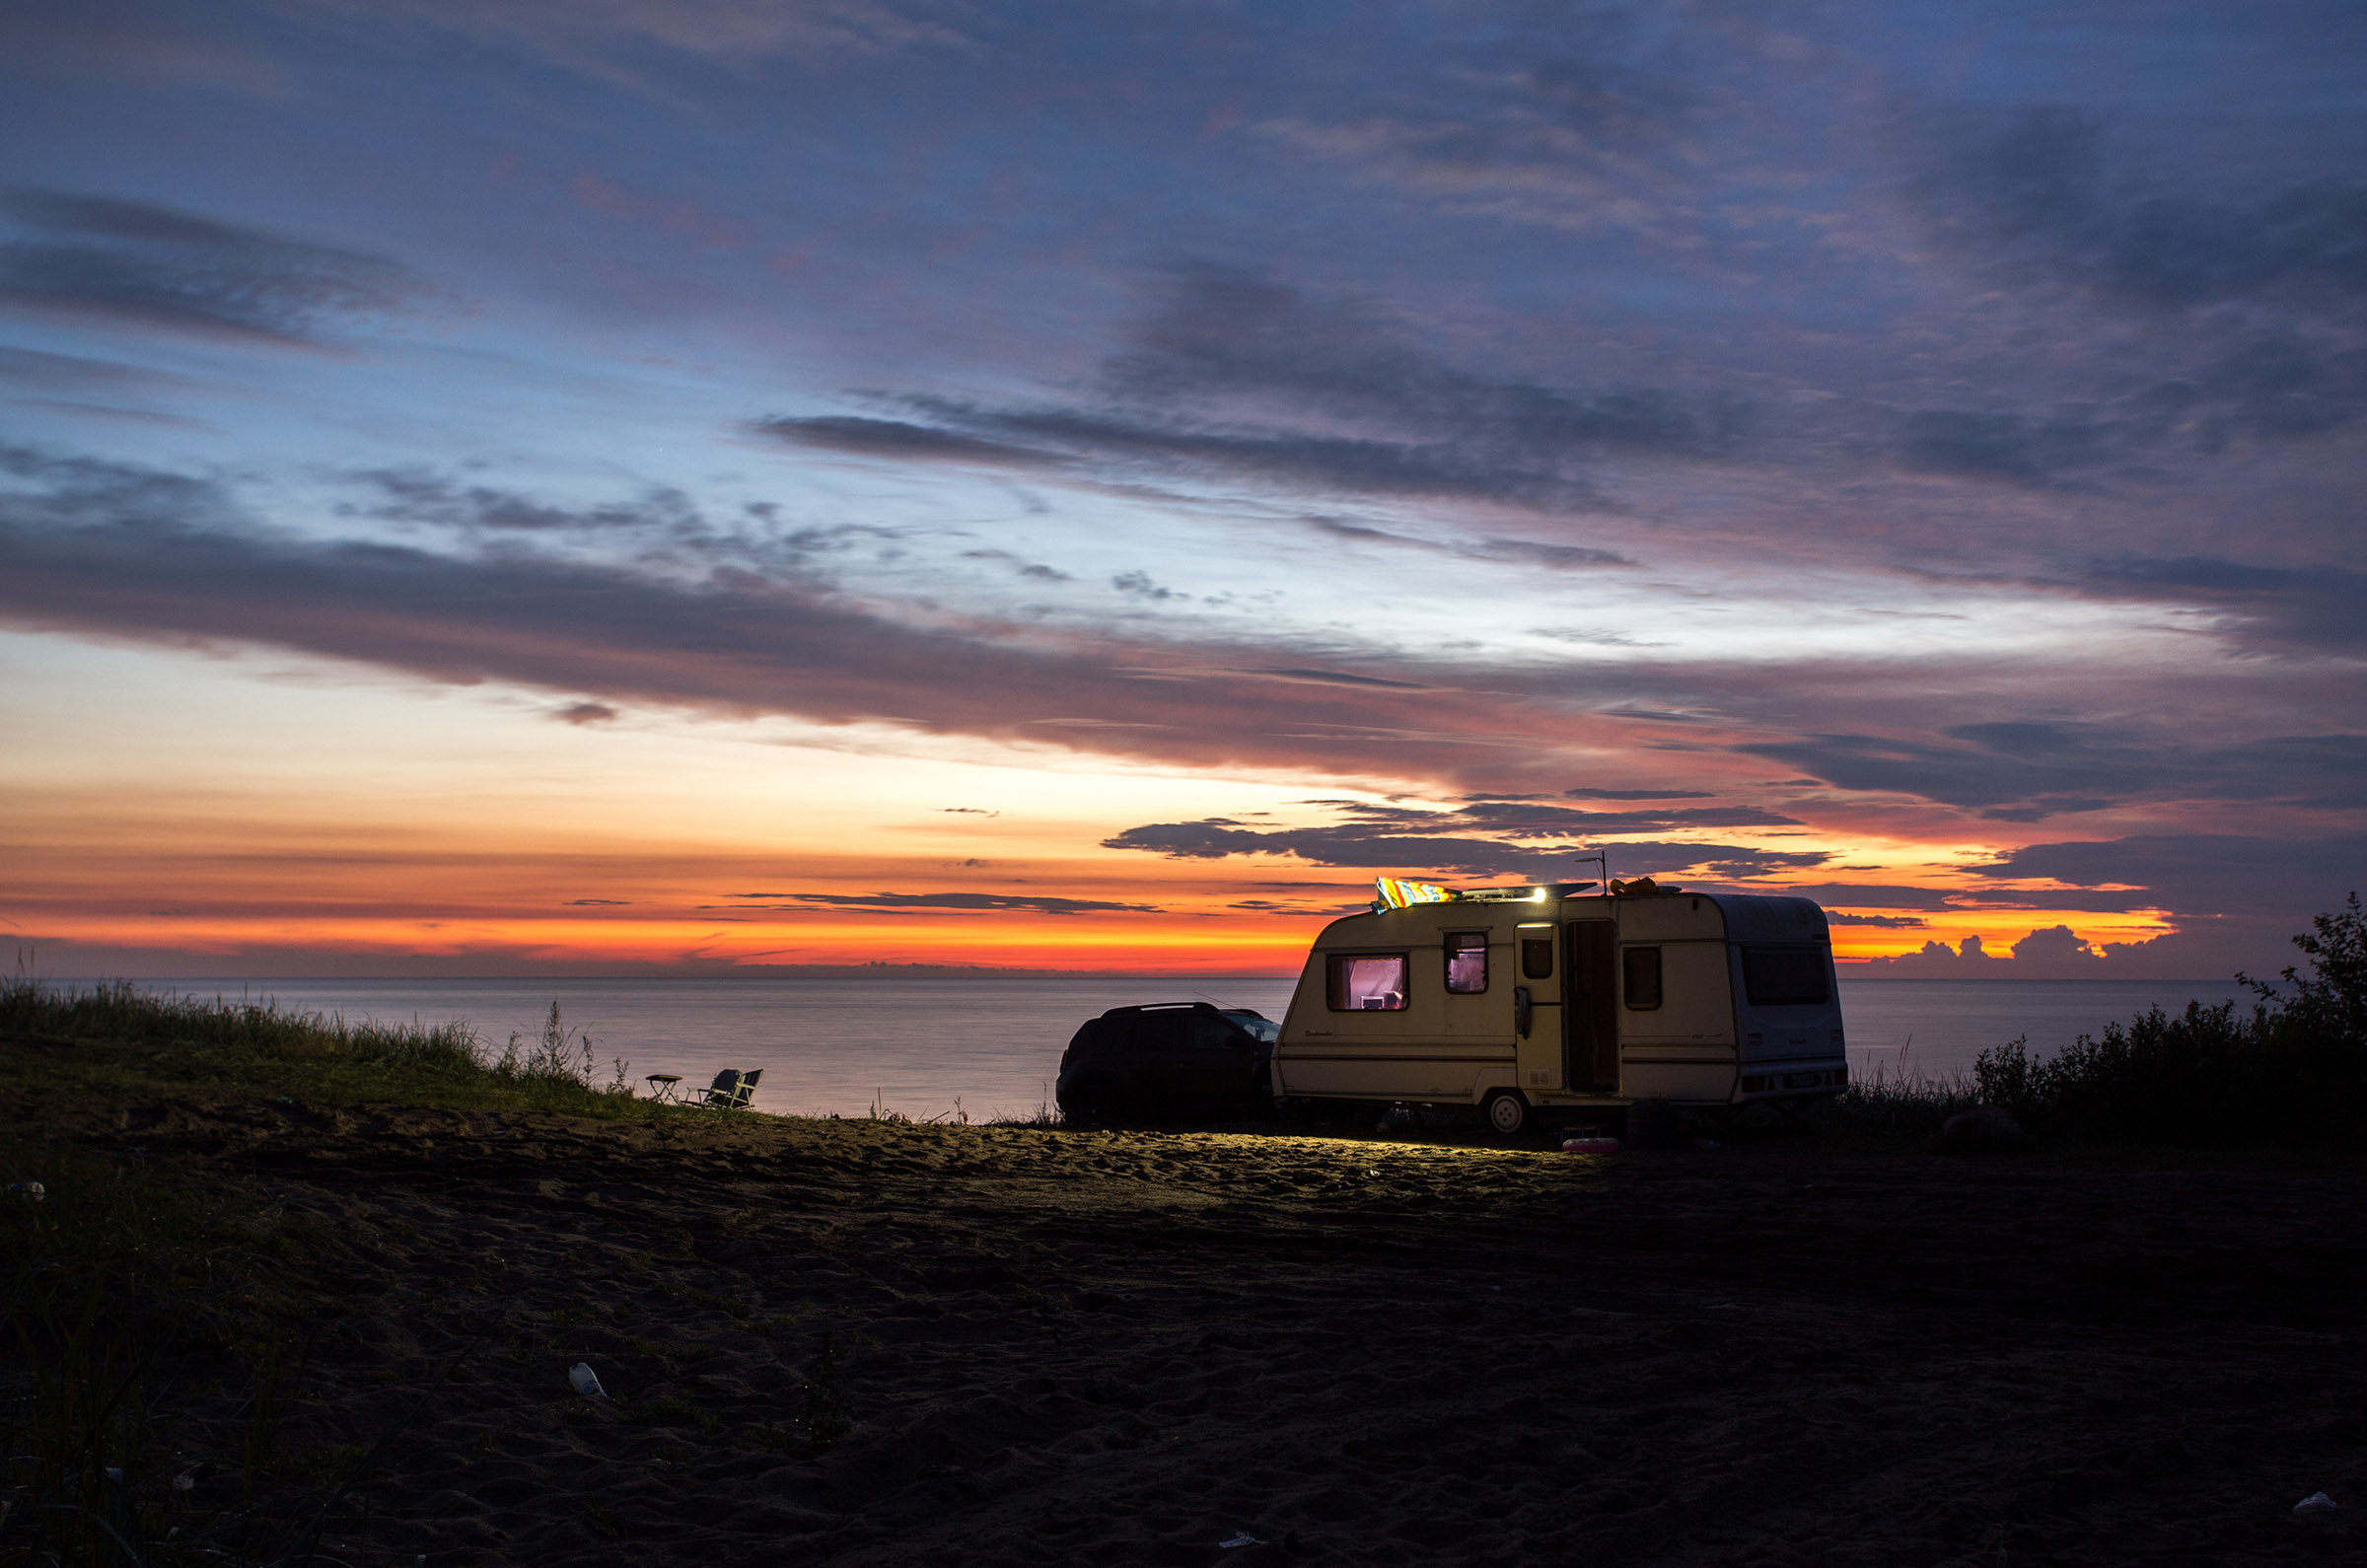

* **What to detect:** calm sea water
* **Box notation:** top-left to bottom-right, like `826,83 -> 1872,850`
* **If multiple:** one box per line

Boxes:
117,973 -> 2255,1118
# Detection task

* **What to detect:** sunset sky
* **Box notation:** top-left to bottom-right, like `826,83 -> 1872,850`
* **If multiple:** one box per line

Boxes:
4,0 -> 2363,978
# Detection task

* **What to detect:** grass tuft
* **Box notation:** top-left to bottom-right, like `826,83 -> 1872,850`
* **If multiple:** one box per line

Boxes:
1,974 -> 664,1119
794,1331 -> 853,1454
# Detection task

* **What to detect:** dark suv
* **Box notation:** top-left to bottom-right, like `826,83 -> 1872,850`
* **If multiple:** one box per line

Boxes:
1055,1002 -> 1279,1125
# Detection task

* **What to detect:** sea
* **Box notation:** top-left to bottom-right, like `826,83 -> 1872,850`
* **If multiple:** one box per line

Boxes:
112,974 -> 2257,1120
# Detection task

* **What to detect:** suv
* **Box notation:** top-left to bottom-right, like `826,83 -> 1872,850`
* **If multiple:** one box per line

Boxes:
1055,1002 -> 1279,1125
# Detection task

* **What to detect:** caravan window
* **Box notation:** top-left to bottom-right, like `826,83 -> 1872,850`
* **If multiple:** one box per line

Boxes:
1622,947 -> 1663,1009
1327,953 -> 1408,1011
1445,931 -> 1488,993
1742,946 -> 1829,1006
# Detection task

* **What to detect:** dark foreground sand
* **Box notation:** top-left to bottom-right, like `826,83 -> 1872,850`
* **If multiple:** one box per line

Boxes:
43,1098 -> 2367,1565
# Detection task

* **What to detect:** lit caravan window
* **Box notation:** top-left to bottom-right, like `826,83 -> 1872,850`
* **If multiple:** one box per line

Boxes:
1742,946 -> 1829,1006
1445,931 -> 1488,993
1622,946 -> 1663,1009
1327,953 -> 1408,1011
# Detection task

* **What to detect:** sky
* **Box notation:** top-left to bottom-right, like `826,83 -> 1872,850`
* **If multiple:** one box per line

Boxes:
3,0 -> 2363,979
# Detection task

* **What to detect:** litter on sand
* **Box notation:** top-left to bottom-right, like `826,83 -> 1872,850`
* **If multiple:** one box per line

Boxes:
2294,1492 -> 2336,1514
6,1182 -> 42,1200
1561,1137 -> 1621,1154
568,1363 -> 608,1399
1218,1532 -> 1266,1549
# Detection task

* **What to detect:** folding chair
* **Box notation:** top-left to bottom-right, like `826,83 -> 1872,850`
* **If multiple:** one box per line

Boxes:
688,1068 -> 762,1109
688,1069 -> 743,1108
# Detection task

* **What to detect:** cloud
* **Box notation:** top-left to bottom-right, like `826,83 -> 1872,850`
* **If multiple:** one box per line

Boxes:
1245,11 -> 1717,230
1739,722 -> 2367,817
766,265 -> 1741,514
1101,800 -> 1819,881
1856,928 -> 2102,976
0,444 -> 1652,786
1883,332 -> 2367,484
1111,570 -> 1183,602
908,396 -> 1606,508
1894,409 -> 2116,484
961,549 -> 1070,582
1785,883 -> 2164,914
2075,556 -> 2367,656
1913,107 -> 2367,313
0,345 -> 182,393
773,891 -> 1163,915
752,415 -> 1057,467
1885,109 -> 2367,481
1350,800 -> 1803,834
562,896 -> 630,905
1096,262 -> 1746,461
0,187 -> 424,345
344,467 -> 705,535
1248,668 -> 1428,691
2009,925 -> 2105,962
1983,834 -> 2367,925
1304,517 -> 1631,570
5,444 -> 2359,835
362,0 -> 975,71
554,700 -> 618,724
1564,787 -> 1713,801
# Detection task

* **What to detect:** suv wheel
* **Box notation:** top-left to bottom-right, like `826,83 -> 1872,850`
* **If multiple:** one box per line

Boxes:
1060,1081 -> 1114,1128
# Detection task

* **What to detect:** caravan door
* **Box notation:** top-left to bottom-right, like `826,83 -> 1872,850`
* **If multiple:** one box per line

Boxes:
1512,922 -> 1561,1093
1566,918 -> 1618,1092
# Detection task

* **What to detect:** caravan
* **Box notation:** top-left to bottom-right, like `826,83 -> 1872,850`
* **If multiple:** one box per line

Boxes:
1274,882 -> 1848,1134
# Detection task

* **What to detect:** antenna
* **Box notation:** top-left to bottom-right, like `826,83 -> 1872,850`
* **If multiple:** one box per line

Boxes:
1573,846 -> 1609,892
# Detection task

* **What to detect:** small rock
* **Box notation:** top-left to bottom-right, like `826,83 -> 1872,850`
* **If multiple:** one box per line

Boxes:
2295,1491 -> 2337,1515
1937,1104 -> 2022,1155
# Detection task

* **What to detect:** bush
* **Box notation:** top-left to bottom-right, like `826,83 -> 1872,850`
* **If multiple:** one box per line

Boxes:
1966,893 -> 2367,1144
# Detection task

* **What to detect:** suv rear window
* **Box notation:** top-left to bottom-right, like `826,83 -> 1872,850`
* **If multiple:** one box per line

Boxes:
1223,1011 -> 1280,1043
1742,946 -> 1829,1006
1070,1016 -> 1129,1053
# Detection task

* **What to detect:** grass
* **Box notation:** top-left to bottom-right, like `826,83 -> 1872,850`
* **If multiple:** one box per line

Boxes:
1803,1059 -> 1982,1141
0,975 -> 673,1119
0,1133 -> 362,1566
0,976 -> 706,1562
793,1332 -> 852,1454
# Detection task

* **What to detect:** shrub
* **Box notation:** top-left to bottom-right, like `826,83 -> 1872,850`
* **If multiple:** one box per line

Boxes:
2244,891 -> 2367,1050
1967,893 -> 2367,1144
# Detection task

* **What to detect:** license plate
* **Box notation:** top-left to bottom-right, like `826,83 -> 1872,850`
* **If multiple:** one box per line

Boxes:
1783,1071 -> 1822,1090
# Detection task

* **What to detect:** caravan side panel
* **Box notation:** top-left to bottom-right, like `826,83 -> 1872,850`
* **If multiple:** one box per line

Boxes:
1276,906 -> 1517,1105
1614,894 -> 1738,1103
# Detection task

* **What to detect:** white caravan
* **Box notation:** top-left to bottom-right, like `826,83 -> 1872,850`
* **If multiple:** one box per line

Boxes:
1273,885 -> 1848,1134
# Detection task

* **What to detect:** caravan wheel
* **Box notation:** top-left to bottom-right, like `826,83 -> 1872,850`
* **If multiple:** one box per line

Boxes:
1481,1090 -> 1530,1138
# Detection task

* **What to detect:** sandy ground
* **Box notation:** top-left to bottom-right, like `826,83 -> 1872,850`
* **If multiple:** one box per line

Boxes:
35,1096 -> 2367,1566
